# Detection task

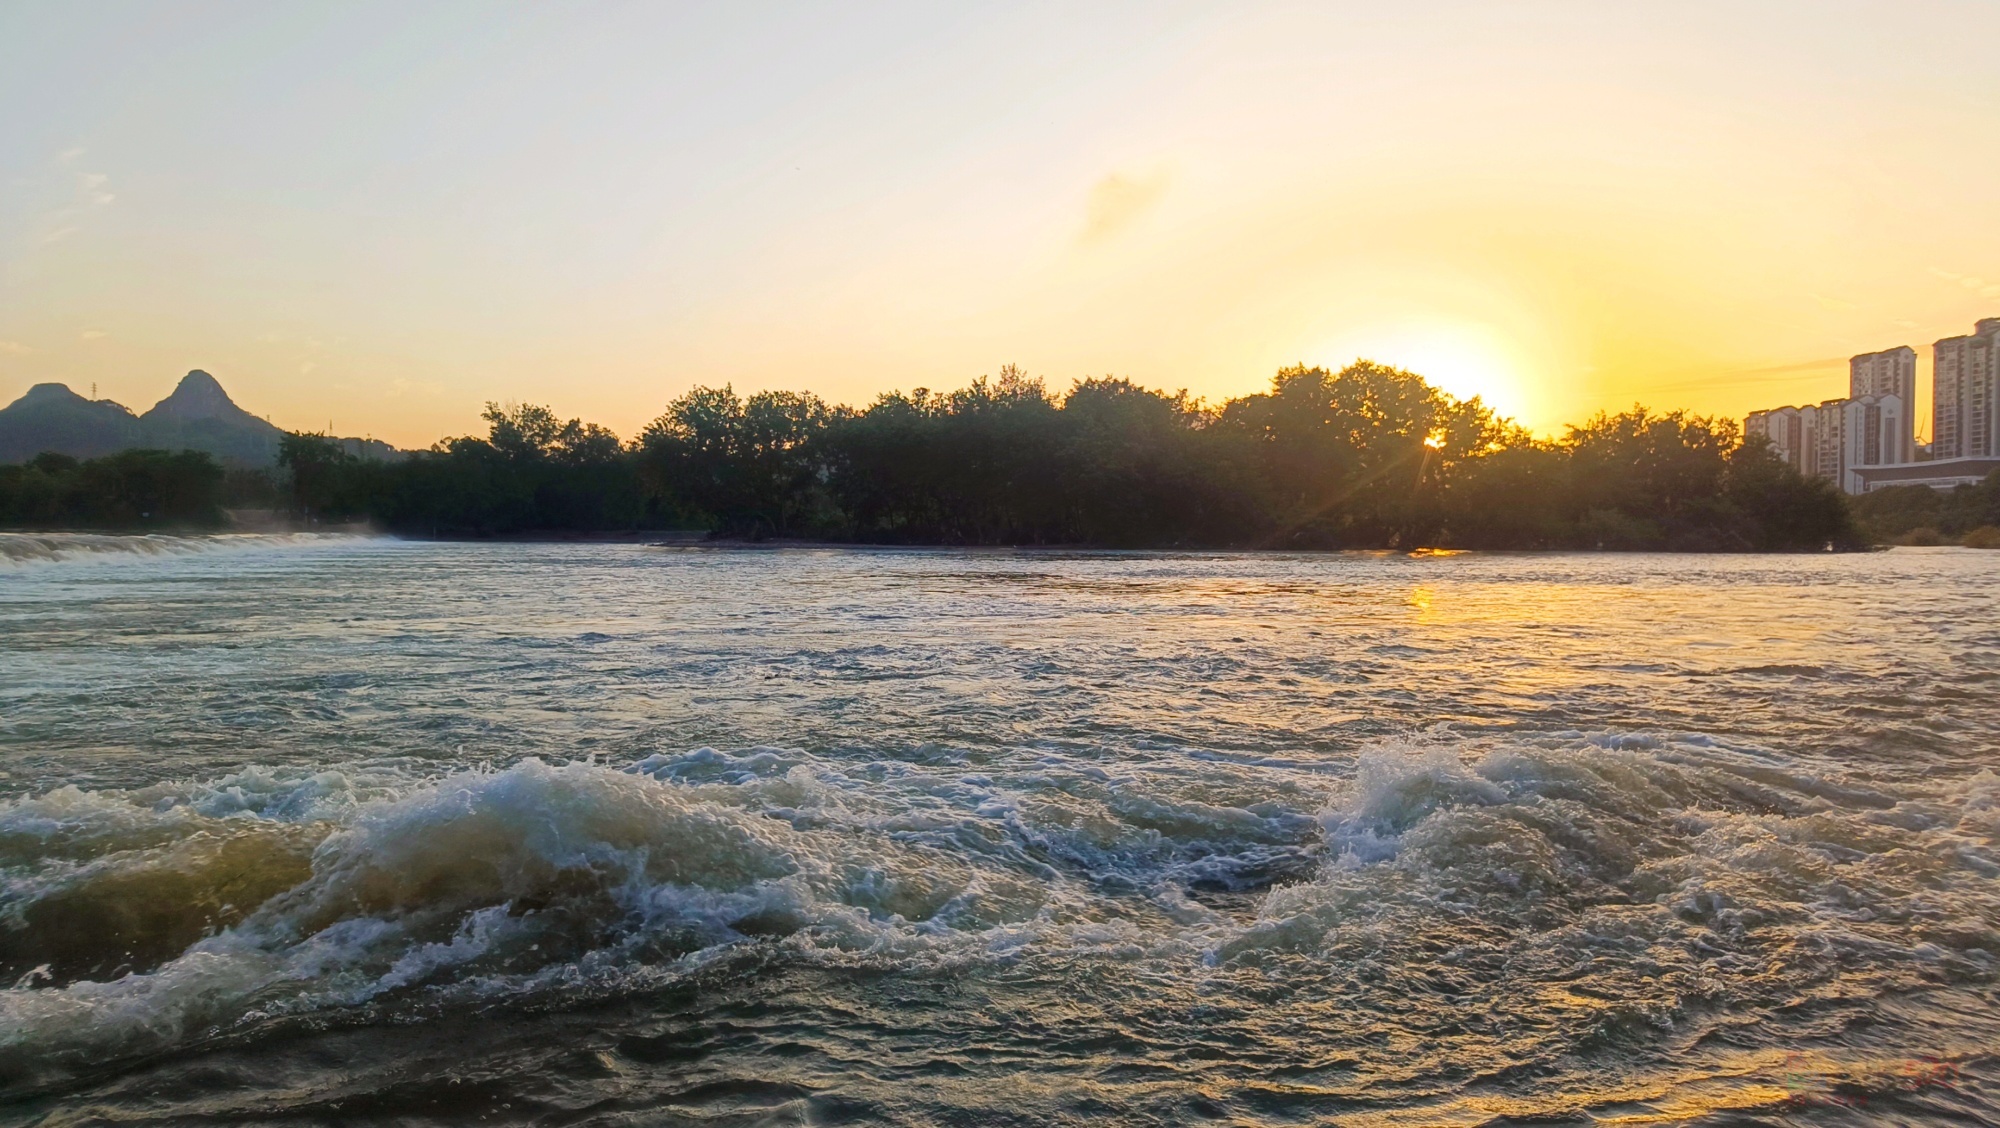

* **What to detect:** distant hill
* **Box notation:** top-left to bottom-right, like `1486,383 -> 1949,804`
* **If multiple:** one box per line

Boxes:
136,370 -> 285,465
0,383 -> 142,462
0,370 -> 405,466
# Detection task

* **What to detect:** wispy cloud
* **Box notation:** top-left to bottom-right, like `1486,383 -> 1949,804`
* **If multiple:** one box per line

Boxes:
1930,266 -> 2000,298
0,340 -> 34,355
1645,356 -> 1847,392
1079,168 -> 1172,245
79,329 -> 109,341
28,155 -> 118,246
385,378 -> 443,399
1729,356 -> 1850,379
79,172 -> 114,206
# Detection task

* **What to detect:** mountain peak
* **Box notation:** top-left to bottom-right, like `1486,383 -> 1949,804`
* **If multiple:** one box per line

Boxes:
5,382 -> 135,415
139,369 -> 279,440
144,369 -> 241,422
0,382 -> 142,463
17,382 -> 87,405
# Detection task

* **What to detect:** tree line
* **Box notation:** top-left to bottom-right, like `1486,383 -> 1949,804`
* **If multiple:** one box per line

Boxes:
1847,476 -> 2000,547
3,361 -> 1901,550
0,450 -> 231,529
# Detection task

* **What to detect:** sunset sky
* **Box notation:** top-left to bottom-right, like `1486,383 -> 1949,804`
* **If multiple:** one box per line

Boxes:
4,1 -> 1999,448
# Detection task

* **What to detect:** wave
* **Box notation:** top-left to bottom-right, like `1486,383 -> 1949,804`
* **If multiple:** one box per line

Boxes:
0,531 -> 381,568
0,746 -> 1325,1074
0,531 -> 372,567
4,735 -> 1997,1110
1212,737 -> 2000,1096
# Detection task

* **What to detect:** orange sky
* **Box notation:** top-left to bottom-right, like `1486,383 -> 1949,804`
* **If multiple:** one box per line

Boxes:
3,3 -> 1998,447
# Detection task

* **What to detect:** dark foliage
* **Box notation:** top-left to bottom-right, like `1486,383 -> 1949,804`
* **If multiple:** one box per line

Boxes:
627,362 -> 1854,551
1846,471 -> 2000,545
277,404 -> 660,535
0,449 -> 227,529
638,387 -> 838,538
38,362 -> 1846,550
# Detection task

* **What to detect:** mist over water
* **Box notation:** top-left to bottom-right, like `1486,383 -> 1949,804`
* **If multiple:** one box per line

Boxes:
3,539 -> 1998,1125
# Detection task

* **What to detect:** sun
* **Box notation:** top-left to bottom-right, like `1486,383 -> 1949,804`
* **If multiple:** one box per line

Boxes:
1315,321 -> 1530,423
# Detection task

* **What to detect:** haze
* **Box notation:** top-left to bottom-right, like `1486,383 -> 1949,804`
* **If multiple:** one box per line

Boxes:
4,1 -> 1998,448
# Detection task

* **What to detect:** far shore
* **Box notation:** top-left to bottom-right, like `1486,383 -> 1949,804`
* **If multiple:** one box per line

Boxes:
18,525 -> 1997,552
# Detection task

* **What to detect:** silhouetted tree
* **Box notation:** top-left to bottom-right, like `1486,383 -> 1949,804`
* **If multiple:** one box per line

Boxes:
278,433 -> 360,522
0,449 -> 225,528
31,362 -> 1848,550
1216,362 -> 1502,547
1847,470 -> 2000,544
638,386 -> 836,536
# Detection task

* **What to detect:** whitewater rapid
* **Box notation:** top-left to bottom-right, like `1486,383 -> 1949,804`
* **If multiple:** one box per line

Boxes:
2,542 -> 1997,1125
0,531 -> 369,567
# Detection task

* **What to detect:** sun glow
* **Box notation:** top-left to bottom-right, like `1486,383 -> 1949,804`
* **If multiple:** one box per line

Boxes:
1314,321 -> 1531,425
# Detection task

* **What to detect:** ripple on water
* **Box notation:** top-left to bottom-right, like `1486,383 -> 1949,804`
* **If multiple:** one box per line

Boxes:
1,543 -> 1998,1124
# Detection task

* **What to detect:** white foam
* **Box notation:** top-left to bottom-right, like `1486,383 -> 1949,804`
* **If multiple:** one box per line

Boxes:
10,733 -> 2000,1084
0,757 -> 1070,1059
0,531 -> 370,568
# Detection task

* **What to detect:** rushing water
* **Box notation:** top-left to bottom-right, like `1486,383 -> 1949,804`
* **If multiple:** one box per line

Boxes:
2,534 -> 1998,1126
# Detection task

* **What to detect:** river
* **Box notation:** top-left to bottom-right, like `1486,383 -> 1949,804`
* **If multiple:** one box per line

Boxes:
2,535 -> 1996,1125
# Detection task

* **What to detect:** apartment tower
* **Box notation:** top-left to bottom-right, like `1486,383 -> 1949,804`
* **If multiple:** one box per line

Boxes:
1744,404 -> 1813,473
1848,346 -> 1916,463
1933,319 -> 2000,459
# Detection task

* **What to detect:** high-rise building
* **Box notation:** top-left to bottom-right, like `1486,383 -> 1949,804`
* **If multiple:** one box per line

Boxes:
1810,399 -> 1845,484
1743,404 -> 1811,472
1748,394 -> 1903,493
1746,319 -> 2000,493
1848,346 -> 1916,463
1835,393 -> 1905,493
1933,318 -> 2000,460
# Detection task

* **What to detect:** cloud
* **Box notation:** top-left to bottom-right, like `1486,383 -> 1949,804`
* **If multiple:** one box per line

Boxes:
1646,356 -> 1848,392
79,329 -> 109,341
1811,293 -> 1857,312
1727,356 -> 1850,379
78,172 -> 114,206
29,167 -> 117,246
386,378 -> 445,399
1079,168 -> 1172,244
1924,268 -> 2000,298
0,340 -> 33,355
382,376 -> 446,398
56,146 -> 84,164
